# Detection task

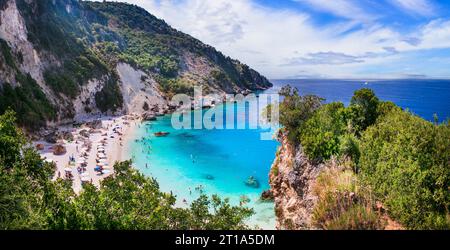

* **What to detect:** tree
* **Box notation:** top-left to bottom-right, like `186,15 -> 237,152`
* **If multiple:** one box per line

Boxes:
299,102 -> 347,161
348,88 -> 380,133
278,85 -> 323,144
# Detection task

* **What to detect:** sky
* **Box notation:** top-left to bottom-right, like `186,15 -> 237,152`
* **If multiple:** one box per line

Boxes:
96,0 -> 450,79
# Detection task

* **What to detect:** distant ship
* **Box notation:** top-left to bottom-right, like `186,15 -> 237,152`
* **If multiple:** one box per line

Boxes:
364,81 -> 369,85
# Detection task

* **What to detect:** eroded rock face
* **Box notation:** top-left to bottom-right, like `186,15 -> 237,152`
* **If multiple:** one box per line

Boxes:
0,0 -> 45,86
116,62 -> 167,115
269,132 -> 325,229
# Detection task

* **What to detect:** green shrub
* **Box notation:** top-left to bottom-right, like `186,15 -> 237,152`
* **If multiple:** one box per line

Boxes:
359,109 -> 450,229
0,74 -> 56,129
94,76 -> 123,113
339,133 -> 360,164
0,39 -> 16,69
348,88 -> 380,133
299,102 -> 347,161
278,85 -> 323,144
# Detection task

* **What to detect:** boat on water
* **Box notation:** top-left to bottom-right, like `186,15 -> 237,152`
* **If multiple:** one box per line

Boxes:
154,132 -> 170,137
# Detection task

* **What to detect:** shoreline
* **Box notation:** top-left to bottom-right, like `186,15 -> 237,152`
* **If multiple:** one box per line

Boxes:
34,95 -> 277,229
35,114 -> 141,193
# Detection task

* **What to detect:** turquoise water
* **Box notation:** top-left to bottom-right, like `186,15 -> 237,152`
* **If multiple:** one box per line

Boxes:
128,100 -> 279,229
127,79 -> 450,229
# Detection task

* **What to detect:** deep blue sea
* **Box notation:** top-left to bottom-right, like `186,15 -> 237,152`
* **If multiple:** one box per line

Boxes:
127,79 -> 450,229
271,79 -> 450,122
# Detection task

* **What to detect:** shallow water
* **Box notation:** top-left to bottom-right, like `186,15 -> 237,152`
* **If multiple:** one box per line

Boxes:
127,79 -> 450,229
128,100 -> 279,229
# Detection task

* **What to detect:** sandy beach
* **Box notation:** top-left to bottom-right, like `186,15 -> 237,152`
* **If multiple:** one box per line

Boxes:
35,114 -> 141,193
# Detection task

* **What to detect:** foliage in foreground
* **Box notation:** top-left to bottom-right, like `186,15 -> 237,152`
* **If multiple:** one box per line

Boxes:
0,110 -> 253,230
312,166 -> 385,230
278,86 -> 450,229
359,108 -> 450,229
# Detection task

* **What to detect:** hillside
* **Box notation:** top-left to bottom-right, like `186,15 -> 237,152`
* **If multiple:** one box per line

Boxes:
0,0 -> 272,130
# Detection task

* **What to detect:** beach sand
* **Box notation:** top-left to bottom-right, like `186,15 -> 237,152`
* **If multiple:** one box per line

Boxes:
36,114 -> 140,193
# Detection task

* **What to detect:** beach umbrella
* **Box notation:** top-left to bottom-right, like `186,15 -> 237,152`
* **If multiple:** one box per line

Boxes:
98,159 -> 107,163
77,160 -> 86,165
64,167 -> 72,172
44,159 -> 54,163
81,172 -> 89,177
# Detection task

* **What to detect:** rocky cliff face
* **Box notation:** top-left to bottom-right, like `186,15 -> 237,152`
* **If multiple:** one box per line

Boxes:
0,0 -> 272,129
269,131 -> 326,229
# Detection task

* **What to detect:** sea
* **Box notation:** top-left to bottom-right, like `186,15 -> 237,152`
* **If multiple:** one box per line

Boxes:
126,79 -> 450,229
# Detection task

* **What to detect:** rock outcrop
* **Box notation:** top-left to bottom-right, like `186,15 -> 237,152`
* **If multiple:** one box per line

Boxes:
269,131 -> 326,229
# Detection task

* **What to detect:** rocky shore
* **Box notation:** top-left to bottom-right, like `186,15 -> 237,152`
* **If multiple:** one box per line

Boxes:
269,131 -> 326,229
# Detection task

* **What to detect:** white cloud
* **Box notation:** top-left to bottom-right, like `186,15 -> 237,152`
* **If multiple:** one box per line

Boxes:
92,0 -> 450,79
294,0 -> 379,23
389,0 -> 435,16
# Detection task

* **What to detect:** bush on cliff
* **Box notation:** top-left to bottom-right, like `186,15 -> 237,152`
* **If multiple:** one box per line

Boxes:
278,85 -> 323,144
278,86 -> 450,229
359,108 -> 450,229
299,102 -> 347,161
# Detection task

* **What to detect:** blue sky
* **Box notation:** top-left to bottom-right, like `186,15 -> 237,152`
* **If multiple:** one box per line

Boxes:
101,0 -> 450,79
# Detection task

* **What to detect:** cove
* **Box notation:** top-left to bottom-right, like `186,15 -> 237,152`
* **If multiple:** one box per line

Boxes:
127,99 -> 279,229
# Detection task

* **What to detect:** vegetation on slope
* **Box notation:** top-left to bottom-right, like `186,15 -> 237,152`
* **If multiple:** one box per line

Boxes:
0,110 -> 253,229
278,86 -> 450,229
82,1 -> 272,93
0,39 -> 56,129
0,0 -> 271,129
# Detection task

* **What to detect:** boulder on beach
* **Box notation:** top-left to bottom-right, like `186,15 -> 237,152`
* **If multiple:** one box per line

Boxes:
80,129 -> 90,138
168,103 -> 178,111
53,144 -> 67,156
44,131 -> 58,144
261,189 -> 274,201
36,144 -> 45,151
61,131 -> 74,141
